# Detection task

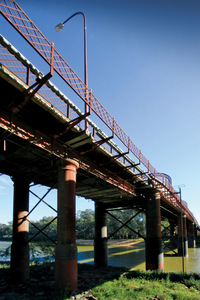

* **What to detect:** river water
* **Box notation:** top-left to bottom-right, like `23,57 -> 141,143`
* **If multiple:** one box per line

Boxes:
78,241 -> 200,273
1,241 -> 200,273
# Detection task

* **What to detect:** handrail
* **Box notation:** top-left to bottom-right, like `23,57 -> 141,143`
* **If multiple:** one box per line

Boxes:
0,0 -> 156,175
0,0 -> 198,227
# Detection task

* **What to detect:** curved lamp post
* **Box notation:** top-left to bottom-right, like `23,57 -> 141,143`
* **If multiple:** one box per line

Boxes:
55,12 -> 88,90
55,12 -> 89,130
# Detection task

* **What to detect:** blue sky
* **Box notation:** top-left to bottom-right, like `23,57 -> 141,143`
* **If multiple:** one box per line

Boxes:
0,0 -> 200,224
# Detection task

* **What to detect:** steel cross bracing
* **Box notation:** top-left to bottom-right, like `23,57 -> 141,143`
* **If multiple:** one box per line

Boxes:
0,1 -> 199,227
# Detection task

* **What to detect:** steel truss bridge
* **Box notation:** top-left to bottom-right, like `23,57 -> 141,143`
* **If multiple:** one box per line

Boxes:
0,0 -> 199,291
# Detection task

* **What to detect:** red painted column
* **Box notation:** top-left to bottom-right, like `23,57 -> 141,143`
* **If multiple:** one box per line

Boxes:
145,189 -> 163,271
11,177 -> 30,283
55,159 -> 79,291
94,202 -> 108,267
178,214 -> 188,256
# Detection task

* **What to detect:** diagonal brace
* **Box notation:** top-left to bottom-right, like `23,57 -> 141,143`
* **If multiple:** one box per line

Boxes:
54,112 -> 90,139
163,240 -> 177,255
27,217 -> 57,244
27,184 -> 57,222
54,92 -> 92,138
12,72 -> 53,113
107,210 -> 145,240
81,135 -> 113,155
99,151 -> 130,167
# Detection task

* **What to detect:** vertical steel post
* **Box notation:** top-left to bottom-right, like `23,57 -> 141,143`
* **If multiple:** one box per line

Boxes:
11,177 -> 30,283
26,67 -> 30,85
55,159 -> 79,291
145,189 -> 163,271
94,202 -> 108,267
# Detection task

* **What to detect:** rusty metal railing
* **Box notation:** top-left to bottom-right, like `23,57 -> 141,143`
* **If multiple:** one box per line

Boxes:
0,0 -> 156,175
0,34 -> 137,198
0,0 -> 198,226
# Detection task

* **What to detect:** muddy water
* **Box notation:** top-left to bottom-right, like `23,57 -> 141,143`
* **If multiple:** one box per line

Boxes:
1,240 -> 200,273
78,241 -> 200,273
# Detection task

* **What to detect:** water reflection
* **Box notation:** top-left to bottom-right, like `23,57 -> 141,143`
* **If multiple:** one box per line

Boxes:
164,248 -> 200,273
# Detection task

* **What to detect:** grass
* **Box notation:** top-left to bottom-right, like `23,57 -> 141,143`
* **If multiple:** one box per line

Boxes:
91,270 -> 200,300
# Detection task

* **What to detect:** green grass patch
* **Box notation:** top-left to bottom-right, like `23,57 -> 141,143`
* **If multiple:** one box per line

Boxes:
92,270 -> 200,300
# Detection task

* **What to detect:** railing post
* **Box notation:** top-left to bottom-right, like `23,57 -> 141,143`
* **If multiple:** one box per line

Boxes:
26,67 -> 30,85
50,42 -> 54,76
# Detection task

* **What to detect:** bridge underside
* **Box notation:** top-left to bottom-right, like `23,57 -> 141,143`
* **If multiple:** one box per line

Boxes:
0,61 -> 197,291
0,70 -> 180,220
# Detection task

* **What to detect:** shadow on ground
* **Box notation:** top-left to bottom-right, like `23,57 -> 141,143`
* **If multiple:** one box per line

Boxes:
0,262 -> 127,300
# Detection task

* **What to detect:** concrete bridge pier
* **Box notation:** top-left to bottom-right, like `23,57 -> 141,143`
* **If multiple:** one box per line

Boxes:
145,189 -> 163,271
188,221 -> 196,248
55,159 -> 79,291
94,202 -> 108,267
11,177 -> 30,283
178,214 -> 188,256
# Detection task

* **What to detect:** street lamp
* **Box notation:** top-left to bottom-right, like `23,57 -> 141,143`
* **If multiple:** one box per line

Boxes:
55,12 -> 88,90
55,12 -> 89,130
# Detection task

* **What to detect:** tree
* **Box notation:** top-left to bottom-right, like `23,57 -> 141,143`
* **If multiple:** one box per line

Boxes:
29,216 -> 57,242
107,209 -> 145,239
76,209 -> 95,239
0,223 -> 12,240
0,209 -> 146,242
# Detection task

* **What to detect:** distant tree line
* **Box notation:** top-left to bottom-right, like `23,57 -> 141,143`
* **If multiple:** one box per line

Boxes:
0,209 -> 146,242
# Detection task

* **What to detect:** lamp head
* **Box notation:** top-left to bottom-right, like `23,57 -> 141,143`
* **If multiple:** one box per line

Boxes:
55,23 -> 64,32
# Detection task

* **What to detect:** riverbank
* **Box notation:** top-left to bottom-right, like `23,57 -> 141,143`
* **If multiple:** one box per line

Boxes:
0,262 -> 200,299
77,238 -> 144,247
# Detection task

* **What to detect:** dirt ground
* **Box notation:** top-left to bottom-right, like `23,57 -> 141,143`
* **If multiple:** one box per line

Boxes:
0,262 -> 126,300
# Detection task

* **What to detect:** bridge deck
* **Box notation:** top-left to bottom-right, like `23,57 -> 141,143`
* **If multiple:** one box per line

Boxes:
0,35 -> 198,229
